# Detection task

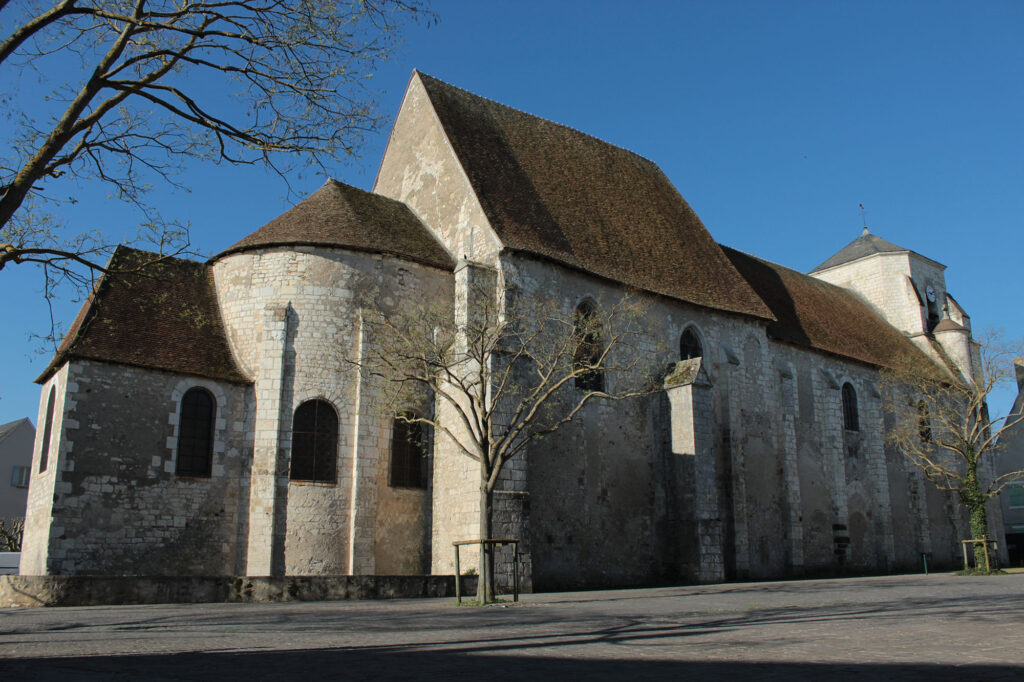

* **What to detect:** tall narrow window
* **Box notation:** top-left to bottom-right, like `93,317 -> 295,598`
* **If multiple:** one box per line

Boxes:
176,388 -> 215,477
918,401 -> 932,443
391,414 -> 427,489
680,327 -> 703,360
842,382 -> 859,431
39,386 -> 55,473
574,300 -> 604,392
290,400 -> 338,483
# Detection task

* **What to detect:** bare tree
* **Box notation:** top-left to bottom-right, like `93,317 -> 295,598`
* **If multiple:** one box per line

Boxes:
881,336 -> 1024,570
357,279 -> 662,602
0,0 -> 431,312
0,517 -> 24,552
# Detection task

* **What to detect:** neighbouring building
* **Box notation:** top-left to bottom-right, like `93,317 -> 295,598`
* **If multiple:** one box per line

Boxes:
18,72 -> 1006,588
0,418 -> 34,521
996,359 -> 1024,566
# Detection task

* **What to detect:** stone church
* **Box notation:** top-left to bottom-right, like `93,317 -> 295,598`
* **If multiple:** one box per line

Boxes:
19,72 -> 1003,590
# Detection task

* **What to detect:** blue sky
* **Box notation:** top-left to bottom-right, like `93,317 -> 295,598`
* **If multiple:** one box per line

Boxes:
2,0 -> 1022,424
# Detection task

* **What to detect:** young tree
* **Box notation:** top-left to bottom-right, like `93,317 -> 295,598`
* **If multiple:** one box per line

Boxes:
1,0 -> 431,301
881,337 -> 1024,570
0,517 -> 24,552
358,278 -> 662,602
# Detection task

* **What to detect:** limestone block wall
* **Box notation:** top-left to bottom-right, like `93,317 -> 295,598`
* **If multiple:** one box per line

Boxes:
502,253 -> 965,589
21,360 -> 251,576
812,253 -> 926,336
20,366 -> 69,574
213,247 -> 451,576
374,73 -> 502,265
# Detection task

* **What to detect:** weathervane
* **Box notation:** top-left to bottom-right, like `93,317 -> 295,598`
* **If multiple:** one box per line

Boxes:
859,203 -> 869,235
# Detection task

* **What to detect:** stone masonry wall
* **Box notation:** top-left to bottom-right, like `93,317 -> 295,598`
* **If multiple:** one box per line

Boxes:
22,360 -> 251,576
503,253 -> 965,590
213,247 -> 451,576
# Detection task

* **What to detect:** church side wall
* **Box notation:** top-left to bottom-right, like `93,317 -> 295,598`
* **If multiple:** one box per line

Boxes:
214,247 -> 451,576
503,254 -> 962,590
22,360 -> 251,576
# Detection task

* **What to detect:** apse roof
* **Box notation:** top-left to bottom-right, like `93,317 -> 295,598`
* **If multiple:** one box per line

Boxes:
216,179 -> 454,270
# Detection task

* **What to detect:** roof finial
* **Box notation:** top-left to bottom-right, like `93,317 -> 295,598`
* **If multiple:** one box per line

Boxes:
859,203 -> 869,235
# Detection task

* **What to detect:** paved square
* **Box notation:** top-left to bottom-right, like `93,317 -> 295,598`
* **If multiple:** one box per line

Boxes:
2,573 -> 1022,680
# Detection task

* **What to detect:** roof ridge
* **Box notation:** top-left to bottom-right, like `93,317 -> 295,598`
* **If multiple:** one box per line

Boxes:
415,71 -> 661,170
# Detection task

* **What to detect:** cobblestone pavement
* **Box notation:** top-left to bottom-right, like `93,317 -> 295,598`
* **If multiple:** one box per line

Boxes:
1,572 -> 1023,680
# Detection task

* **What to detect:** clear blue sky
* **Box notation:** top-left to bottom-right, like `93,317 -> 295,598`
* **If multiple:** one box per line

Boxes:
2,0 -> 1022,424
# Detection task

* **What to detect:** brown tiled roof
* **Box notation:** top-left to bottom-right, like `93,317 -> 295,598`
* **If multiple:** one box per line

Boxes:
215,179 -> 454,270
723,246 -> 943,375
37,247 -> 249,384
417,73 -> 772,320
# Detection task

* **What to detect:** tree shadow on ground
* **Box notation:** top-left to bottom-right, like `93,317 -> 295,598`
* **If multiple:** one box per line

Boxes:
3,649 -> 1022,681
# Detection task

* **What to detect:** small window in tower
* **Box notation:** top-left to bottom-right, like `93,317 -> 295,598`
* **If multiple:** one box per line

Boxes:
390,414 -> 428,489
680,327 -> 703,360
842,383 -> 859,431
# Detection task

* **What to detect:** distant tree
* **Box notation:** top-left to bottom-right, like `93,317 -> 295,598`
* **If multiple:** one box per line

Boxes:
357,280 -> 661,602
881,336 -> 1024,571
0,517 -> 24,552
0,0 -> 432,312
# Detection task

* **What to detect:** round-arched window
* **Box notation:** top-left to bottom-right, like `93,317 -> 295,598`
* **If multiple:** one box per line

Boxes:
291,399 -> 338,483
176,387 -> 215,477
842,383 -> 859,431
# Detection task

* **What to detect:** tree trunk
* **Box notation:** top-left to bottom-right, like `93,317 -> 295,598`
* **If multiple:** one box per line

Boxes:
478,483 -> 494,602
964,466 -> 991,570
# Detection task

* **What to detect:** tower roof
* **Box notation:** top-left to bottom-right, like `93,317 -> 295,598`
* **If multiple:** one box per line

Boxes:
811,228 -> 942,273
415,72 -> 773,320
724,245 -> 944,376
216,179 -> 454,270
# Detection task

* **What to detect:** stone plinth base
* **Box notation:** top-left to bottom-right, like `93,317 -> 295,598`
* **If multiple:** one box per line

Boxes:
0,574 -> 478,608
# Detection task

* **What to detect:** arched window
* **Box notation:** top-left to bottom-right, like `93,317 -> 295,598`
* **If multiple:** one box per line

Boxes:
176,388 -> 215,477
39,386 -> 55,473
842,383 -> 859,431
391,414 -> 427,489
680,327 -> 703,360
918,401 -> 932,443
290,399 -> 338,483
574,300 -> 604,392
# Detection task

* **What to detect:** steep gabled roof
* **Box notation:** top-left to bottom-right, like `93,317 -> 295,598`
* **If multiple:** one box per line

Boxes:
724,246 -> 943,376
416,72 -> 772,320
37,247 -> 248,384
215,179 -> 454,270
0,418 -> 33,444
811,228 -> 943,273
